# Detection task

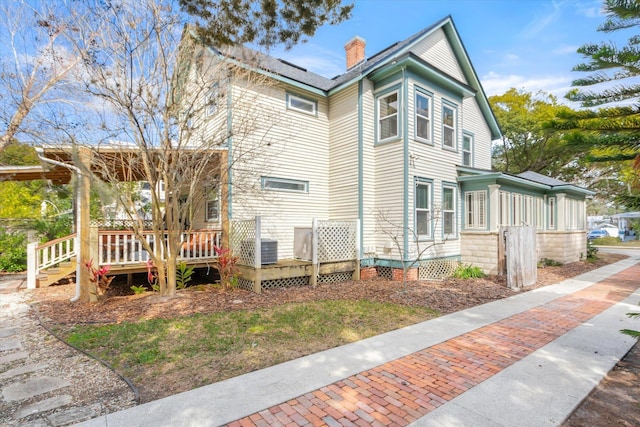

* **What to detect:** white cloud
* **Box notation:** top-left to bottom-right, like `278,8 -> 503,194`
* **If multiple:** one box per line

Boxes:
274,44 -> 345,78
520,2 -> 562,39
552,44 -> 580,55
575,0 -> 604,18
481,71 -> 573,99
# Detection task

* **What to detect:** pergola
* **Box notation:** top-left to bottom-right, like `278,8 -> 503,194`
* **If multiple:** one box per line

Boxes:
1,145 -> 226,302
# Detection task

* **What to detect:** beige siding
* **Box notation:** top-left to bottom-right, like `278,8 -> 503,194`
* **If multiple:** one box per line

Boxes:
411,28 -> 465,82
374,141 -> 404,259
462,98 -> 492,169
406,79 -> 461,259
361,80 -> 377,256
328,84 -> 358,220
228,79 -> 330,259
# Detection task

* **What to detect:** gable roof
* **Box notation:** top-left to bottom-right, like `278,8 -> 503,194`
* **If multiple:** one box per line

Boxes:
203,16 -> 501,140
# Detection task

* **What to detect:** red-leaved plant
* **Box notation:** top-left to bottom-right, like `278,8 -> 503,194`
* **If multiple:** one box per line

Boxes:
84,259 -> 114,297
214,245 -> 239,290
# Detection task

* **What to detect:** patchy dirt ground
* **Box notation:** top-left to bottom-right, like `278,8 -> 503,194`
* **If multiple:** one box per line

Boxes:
28,252 -> 640,424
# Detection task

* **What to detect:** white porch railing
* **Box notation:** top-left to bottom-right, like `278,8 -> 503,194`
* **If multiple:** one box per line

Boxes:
98,229 -> 221,266
27,234 -> 77,289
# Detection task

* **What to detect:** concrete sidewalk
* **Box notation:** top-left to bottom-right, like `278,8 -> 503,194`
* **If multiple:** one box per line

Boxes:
78,251 -> 640,427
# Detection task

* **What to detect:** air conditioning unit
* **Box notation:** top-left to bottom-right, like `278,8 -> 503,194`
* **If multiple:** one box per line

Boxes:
294,227 -> 312,261
240,239 -> 278,264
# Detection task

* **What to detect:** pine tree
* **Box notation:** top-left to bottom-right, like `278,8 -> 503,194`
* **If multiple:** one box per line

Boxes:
561,0 -> 640,208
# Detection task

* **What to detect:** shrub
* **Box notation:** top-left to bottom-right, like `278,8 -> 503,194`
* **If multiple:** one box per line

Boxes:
0,230 -> 27,272
586,239 -> 598,261
452,264 -> 485,279
214,245 -> 239,290
130,285 -> 147,294
176,261 -> 194,290
539,258 -> 562,267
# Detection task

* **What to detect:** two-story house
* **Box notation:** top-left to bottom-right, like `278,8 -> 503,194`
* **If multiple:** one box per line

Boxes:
179,15 -> 591,281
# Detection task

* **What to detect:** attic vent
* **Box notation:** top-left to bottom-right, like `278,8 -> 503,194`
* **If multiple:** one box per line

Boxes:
277,58 -> 307,72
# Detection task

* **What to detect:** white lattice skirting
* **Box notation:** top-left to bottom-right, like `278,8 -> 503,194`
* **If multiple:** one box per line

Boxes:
418,259 -> 460,280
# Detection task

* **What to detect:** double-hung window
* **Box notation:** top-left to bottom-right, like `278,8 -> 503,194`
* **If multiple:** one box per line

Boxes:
442,103 -> 456,149
415,179 -> 432,239
415,90 -> 431,142
465,190 -> 486,229
378,91 -> 399,141
205,183 -> 220,222
462,133 -> 473,166
442,185 -> 456,236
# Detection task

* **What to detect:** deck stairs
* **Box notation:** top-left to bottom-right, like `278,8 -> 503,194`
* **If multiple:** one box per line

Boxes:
36,260 -> 76,287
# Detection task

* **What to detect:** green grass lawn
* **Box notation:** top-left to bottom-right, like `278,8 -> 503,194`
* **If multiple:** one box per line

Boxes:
60,299 -> 439,401
592,236 -> 640,247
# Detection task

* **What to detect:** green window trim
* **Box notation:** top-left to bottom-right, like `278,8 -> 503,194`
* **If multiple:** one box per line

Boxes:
415,177 -> 434,240
441,100 -> 458,151
415,87 -> 433,144
442,183 -> 458,239
376,89 -> 401,143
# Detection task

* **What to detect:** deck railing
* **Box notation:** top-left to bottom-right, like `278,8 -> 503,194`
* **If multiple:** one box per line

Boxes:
98,229 -> 221,266
27,234 -> 77,289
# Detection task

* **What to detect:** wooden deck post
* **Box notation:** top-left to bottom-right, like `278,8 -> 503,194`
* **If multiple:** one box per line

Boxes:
26,242 -> 37,289
253,216 -> 262,293
77,147 -> 96,303
310,218 -> 318,287
352,218 -> 361,280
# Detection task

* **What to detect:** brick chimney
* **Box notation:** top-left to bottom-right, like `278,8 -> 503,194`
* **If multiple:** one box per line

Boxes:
345,36 -> 366,70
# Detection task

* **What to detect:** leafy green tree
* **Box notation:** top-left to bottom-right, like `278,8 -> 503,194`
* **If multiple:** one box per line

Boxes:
561,0 -> 640,208
180,0 -> 353,49
489,88 -> 581,180
0,142 -> 44,219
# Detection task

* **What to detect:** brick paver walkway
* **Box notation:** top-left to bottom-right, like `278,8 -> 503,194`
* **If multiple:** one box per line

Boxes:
225,265 -> 640,427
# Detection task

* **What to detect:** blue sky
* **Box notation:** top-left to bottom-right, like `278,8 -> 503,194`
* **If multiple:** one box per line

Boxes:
271,0 -> 632,102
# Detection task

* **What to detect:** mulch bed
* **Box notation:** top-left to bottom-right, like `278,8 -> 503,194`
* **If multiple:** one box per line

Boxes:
32,253 -> 625,326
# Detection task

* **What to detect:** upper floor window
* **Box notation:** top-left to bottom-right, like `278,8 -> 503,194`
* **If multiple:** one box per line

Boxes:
442,185 -> 457,237
442,103 -> 456,149
205,83 -> 220,117
465,190 -> 486,229
378,91 -> 399,141
462,133 -> 473,166
415,91 -> 431,142
261,176 -> 309,193
287,93 -> 317,116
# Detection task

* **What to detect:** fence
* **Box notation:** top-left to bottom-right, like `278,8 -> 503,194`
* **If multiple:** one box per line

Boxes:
230,216 -> 360,292
501,226 -> 537,289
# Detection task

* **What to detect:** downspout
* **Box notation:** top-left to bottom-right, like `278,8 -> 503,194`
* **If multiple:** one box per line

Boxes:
36,149 -> 83,303
402,66 -> 409,263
